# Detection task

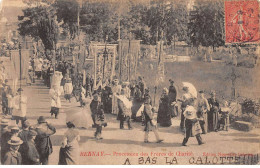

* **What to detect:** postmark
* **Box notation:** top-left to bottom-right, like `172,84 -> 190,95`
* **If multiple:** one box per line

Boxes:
225,0 -> 259,43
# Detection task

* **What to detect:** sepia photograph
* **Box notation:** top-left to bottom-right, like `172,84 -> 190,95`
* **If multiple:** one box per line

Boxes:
0,0 -> 259,165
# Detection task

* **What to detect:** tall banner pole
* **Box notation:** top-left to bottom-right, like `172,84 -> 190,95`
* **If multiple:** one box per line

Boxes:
19,43 -> 22,89
19,43 -> 22,110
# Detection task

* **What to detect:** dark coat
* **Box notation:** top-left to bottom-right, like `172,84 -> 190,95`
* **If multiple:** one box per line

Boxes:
1,131 -> 11,163
18,130 -> 30,143
90,100 -> 105,125
20,140 -> 40,165
101,86 -> 112,113
168,85 -> 177,103
157,95 -> 172,127
144,103 -> 154,131
3,150 -> 22,165
35,123 -> 56,157
207,98 -> 220,131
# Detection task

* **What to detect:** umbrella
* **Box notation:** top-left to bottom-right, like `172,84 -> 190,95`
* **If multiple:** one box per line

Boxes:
182,82 -> 197,98
66,106 -> 92,129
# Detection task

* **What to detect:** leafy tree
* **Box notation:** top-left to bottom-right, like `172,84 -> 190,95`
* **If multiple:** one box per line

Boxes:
80,1 -> 118,43
143,0 -> 189,45
53,0 -> 79,40
188,0 -> 225,49
120,3 -> 151,43
18,3 -> 60,58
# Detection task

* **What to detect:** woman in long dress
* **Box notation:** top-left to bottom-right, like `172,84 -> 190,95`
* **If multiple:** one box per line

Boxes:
157,88 -> 172,127
131,85 -> 143,121
59,121 -> 80,165
207,91 -> 220,132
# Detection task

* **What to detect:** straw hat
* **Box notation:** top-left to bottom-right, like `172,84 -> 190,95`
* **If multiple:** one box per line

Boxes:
10,125 -> 20,131
8,136 -> 23,146
0,119 -> 9,126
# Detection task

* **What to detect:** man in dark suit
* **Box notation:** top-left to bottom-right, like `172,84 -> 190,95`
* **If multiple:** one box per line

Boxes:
18,120 -> 31,142
35,116 -> 56,165
3,136 -> 23,165
20,130 -> 40,165
1,125 -> 20,163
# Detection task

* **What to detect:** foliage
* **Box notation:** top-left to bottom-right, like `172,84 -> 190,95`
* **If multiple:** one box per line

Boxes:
241,98 -> 260,115
188,0 -> 225,48
80,1 -> 118,43
120,3 -> 151,43
53,0 -> 79,40
18,4 -> 59,53
18,0 -> 228,53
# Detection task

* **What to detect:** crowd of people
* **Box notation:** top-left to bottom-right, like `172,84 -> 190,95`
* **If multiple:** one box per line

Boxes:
0,53 -> 232,165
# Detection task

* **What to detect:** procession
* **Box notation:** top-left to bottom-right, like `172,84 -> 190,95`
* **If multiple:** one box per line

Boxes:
0,0 -> 259,165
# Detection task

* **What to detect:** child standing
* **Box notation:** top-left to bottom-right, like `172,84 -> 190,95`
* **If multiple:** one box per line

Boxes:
220,101 -> 230,131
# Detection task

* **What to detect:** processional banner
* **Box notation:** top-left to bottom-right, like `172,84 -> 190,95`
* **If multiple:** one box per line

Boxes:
118,40 -> 141,82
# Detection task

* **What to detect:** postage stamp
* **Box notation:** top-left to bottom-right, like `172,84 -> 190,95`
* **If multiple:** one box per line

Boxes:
225,0 -> 260,43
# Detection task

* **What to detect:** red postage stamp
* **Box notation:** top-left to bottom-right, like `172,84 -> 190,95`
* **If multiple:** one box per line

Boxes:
225,0 -> 259,43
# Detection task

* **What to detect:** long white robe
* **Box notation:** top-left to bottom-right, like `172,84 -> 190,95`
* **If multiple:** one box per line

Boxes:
111,84 -> 121,115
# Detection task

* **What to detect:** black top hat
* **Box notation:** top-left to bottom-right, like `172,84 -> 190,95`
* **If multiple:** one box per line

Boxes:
37,116 -> 46,123
199,90 -> 204,93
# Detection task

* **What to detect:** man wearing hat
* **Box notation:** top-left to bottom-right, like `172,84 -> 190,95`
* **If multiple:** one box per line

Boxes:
90,92 -> 106,139
182,105 -> 204,146
12,88 -> 27,126
3,136 -> 23,165
35,116 -> 56,165
0,119 -> 9,135
20,130 -> 40,165
1,125 -> 20,163
18,120 -> 31,142
101,81 -> 113,114
143,89 -> 163,143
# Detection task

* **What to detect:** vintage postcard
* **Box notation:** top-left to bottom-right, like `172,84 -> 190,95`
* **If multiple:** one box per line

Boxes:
0,0 -> 259,165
